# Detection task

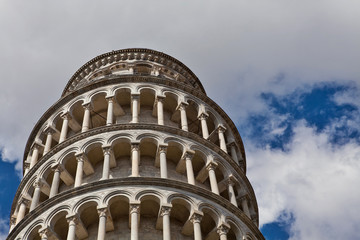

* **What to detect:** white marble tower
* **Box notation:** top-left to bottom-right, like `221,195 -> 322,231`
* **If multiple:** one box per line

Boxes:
7,49 -> 264,240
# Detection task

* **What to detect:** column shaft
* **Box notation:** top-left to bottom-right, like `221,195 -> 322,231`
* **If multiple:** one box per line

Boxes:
157,98 -> 164,125
207,165 -> 219,195
130,205 -> 140,240
81,104 -> 91,132
218,128 -> 227,153
131,145 -> 140,177
185,154 -> 195,185
49,168 -> 61,198
102,148 -> 111,180
230,145 -> 239,164
59,115 -> 69,143
97,211 -> 107,240
29,146 -> 39,169
66,219 -> 76,240
74,157 -> 84,187
179,104 -> 188,131
30,183 -> 41,211
200,114 -> 209,139
132,96 -> 139,123
15,202 -> 27,224
106,97 -> 114,126
241,198 -> 251,217
159,147 -> 167,178
43,132 -> 53,155
228,183 -> 238,207
162,212 -> 171,240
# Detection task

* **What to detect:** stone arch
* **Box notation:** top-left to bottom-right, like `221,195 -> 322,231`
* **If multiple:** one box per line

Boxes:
226,217 -> 244,240
199,203 -> 221,238
23,219 -> 43,240
87,90 -> 108,128
48,207 -> 71,240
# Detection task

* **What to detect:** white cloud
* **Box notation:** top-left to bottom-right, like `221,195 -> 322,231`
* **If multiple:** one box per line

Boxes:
0,217 -> 9,240
247,121 -> 360,239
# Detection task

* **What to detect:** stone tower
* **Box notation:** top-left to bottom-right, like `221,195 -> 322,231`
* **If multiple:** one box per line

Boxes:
7,49 -> 264,240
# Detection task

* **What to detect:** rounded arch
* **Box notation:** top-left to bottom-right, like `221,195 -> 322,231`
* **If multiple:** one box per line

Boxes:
73,195 -> 101,214
198,202 -> 221,226
87,89 -> 109,103
46,205 -> 71,226
23,219 -> 43,240
58,147 -> 79,165
103,190 -> 132,205
225,216 -> 244,240
135,189 -> 164,204
81,137 -> 106,154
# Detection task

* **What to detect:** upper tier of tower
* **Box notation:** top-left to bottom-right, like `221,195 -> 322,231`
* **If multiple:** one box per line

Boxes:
62,48 -> 206,97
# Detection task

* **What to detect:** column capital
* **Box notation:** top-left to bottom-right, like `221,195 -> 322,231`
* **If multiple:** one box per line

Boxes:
238,194 -> 249,202
105,95 -> 115,101
190,211 -> 203,224
75,152 -> 86,162
158,144 -> 168,153
43,126 -> 56,135
227,174 -> 238,186
156,94 -> 166,101
131,142 -> 140,152
82,102 -> 93,110
31,141 -> 43,150
60,112 -> 72,120
18,197 -> 31,207
227,141 -> 237,148
38,227 -> 50,239
183,149 -> 195,160
10,216 -> 16,225
129,202 -> 140,214
217,124 -> 227,133
51,163 -> 64,172
217,224 -> 230,236
131,93 -> 140,99
176,101 -> 189,111
198,112 -> 209,120
34,179 -> 43,188
206,161 -> 218,171
102,145 -> 112,155
97,207 -> 108,218
24,162 -> 30,169
160,204 -> 172,217
66,214 -> 79,225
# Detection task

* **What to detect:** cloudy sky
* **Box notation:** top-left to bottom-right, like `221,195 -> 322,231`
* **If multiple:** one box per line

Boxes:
1,1 -> 360,239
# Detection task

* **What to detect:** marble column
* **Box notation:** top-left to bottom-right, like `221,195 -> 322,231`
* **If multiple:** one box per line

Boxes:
131,143 -> 140,177
159,145 -> 167,178
184,151 -> 195,185
229,142 -> 239,164
227,177 -> 238,207
59,113 -> 70,143
29,143 -> 41,169
217,224 -> 229,240
43,128 -> 54,155
178,103 -> 188,131
240,195 -> 251,218
106,96 -> 114,126
102,146 -> 112,180
49,164 -> 62,198
217,126 -> 228,153
74,153 -> 85,187
160,206 -> 171,240
97,208 -> 107,240
130,203 -> 140,240
190,212 -> 203,240
199,113 -> 209,139
206,162 -> 219,195
131,94 -> 140,123
15,199 -> 29,224
81,103 -> 92,132
66,215 -> 78,240
157,96 -> 165,125
30,180 -> 42,211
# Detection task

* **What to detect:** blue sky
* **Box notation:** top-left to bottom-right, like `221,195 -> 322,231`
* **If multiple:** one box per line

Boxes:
0,1 -> 359,239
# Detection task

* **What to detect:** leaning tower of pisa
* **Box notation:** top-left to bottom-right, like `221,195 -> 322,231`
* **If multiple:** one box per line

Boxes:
7,48 -> 264,240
